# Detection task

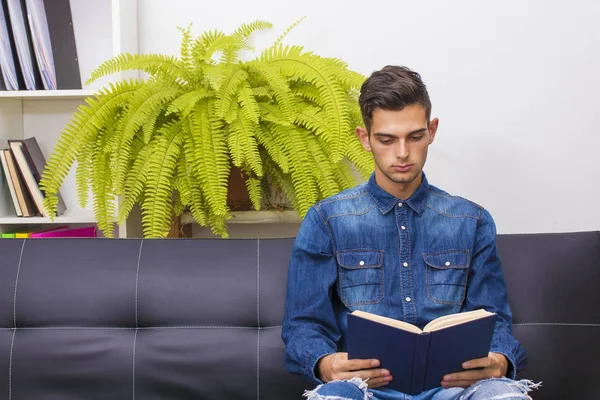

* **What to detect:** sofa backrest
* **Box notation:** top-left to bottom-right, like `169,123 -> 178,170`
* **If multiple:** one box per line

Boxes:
0,238 -> 306,400
0,232 -> 598,399
497,231 -> 600,400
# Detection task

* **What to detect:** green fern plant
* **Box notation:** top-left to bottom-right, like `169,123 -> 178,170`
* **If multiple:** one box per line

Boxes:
40,20 -> 374,238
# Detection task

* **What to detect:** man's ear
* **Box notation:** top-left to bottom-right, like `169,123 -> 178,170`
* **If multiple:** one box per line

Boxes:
356,126 -> 372,152
428,118 -> 439,145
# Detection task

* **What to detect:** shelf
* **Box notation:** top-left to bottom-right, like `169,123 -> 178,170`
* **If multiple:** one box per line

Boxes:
181,210 -> 301,225
0,210 -> 98,225
0,90 -> 96,100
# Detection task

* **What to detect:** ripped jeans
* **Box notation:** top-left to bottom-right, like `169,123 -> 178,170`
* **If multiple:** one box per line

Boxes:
304,377 -> 540,400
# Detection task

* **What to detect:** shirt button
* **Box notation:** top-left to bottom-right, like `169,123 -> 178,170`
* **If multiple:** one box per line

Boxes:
359,261 -> 365,266
445,261 -> 451,266
403,262 -> 409,267
401,226 -> 406,230
405,297 -> 411,302
398,202 -> 403,207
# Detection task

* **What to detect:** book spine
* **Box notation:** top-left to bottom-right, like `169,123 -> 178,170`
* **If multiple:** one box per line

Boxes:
411,332 -> 431,395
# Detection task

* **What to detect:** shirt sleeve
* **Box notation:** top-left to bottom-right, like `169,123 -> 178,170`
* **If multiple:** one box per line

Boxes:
465,208 -> 528,379
281,206 -> 340,384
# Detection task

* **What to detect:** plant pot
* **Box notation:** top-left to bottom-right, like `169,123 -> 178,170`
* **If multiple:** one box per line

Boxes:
227,166 -> 253,211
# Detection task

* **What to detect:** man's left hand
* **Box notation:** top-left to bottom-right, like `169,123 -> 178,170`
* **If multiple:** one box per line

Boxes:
441,352 -> 508,389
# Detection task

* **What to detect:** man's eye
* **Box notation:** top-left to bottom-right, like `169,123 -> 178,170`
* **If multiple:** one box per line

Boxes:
380,139 -> 393,145
411,135 -> 423,141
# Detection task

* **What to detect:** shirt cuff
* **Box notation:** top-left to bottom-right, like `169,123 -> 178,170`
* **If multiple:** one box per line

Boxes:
490,347 -> 517,380
306,348 -> 336,384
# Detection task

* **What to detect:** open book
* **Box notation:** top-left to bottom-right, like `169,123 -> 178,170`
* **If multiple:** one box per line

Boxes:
347,309 -> 497,395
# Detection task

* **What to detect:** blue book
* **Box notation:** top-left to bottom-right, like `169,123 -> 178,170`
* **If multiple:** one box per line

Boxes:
347,309 -> 497,395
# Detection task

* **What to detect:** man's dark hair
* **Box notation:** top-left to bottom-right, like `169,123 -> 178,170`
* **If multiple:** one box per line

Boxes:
358,65 -> 432,133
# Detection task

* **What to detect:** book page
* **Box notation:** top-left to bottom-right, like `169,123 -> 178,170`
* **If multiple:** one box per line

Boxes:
423,309 -> 495,332
351,310 -> 422,334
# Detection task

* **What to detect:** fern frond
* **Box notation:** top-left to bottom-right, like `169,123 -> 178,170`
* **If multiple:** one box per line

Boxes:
305,132 -> 340,198
167,87 -> 214,116
292,83 -> 321,106
233,20 -> 273,43
207,210 -> 230,238
273,17 -> 306,47
246,61 -> 296,120
263,45 -> 350,162
228,115 -> 263,176
264,155 -> 299,211
270,124 -> 317,216
90,127 -> 116,237
216,67 -> 249,118
258,102 -> 291,126
142,121 -> 184,237
113,82 -> 181,194
251,86 -> 272,99
237,83 -> 260,124
87,53 -> 191,85
75,139 -> 95,209
178,24 -> 194,67
41,80 -> 140,216
245,177 -> 262,210
344,132 -> 374,180
141,104 -> 166,144
333,159 -> 357,190
178,136 -> 209,227
255,124 -> 289,173
202,64 -> 226,91
190,101 -> 230,216
117,143 -> 154,224
294,105 -> 331,142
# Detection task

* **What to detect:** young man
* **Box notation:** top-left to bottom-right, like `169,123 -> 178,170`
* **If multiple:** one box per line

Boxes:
282,66 -> 535,400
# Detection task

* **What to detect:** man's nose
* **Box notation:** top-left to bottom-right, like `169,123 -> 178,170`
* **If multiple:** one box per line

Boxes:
395,140 -> 409,159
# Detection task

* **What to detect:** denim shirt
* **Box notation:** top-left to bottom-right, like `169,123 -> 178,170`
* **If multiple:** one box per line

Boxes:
282,172 -> 527,389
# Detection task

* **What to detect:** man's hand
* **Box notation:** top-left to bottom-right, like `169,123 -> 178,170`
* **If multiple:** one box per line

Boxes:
317,352 -> 392,388
441,352 -> 508,389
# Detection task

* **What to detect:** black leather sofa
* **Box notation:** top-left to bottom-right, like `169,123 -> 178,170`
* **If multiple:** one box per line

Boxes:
0,231 -> 598,399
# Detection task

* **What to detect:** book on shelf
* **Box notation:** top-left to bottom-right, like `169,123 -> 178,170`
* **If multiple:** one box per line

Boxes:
4,0 -> 44,90
0,148 -> 37,216
347,309 -> 497,395
8,137 -> 66,217
0,0 -> 26,90
0,0 -> 81,90
0,147 -> 22,215
24,0 -> 81,90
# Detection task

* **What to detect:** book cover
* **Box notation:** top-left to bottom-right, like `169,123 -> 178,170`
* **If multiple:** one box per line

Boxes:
0,149 -> 22,215
347,311 -> 496,395
26,224 -> 67,237
8,137 -> 66,217
5,0 -> 43,90
3,148 -> 37,216
31,225 -> 96,238
0,0 -> 26,89
24,0 -> 81,89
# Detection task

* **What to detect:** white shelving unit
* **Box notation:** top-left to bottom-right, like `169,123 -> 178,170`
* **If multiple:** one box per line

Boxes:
0,0 -> 139,238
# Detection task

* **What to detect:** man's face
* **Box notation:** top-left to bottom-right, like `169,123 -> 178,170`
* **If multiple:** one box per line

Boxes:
356,104 -> 438,197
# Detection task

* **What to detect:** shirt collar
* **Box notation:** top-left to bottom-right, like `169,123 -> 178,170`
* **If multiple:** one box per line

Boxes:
366,172 -> 429,216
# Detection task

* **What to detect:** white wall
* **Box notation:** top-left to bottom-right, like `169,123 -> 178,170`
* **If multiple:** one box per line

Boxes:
137,0 -> 600,234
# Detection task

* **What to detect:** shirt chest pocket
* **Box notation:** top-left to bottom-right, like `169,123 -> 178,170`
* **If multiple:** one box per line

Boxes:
424,250 -> 470,306
336,249 -> 385,306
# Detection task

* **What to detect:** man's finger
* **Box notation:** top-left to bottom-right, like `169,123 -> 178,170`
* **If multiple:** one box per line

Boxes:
338,368 -> 389,381
365,377 -> 392,388
344,358 -> 379,371
462,356 -> 493,369
442,369 -> 492,383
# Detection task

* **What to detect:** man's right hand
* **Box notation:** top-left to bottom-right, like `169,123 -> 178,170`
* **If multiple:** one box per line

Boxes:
317,352 -> 392,388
